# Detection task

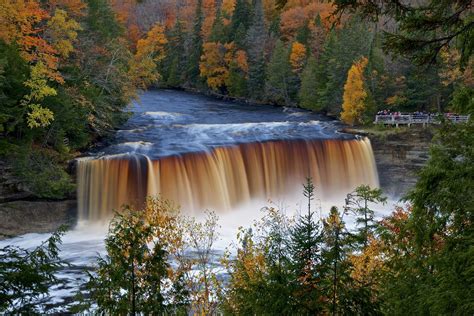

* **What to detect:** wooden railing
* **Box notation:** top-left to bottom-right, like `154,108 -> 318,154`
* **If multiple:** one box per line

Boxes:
374,114 -> 470,126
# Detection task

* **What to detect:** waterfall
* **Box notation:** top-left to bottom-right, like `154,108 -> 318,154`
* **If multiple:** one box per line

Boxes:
77,138 -> 379,220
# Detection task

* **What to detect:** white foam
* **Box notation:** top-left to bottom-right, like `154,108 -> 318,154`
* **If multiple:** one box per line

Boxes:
144,111 -> 183,120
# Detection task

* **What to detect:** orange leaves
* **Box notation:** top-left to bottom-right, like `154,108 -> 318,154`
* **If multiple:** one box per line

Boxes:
130,23 -> 168,89
349,237 -> 385,288
200,42 -> 248,91
289,41 -> 306,73
234,50 -> 249,74
340,57 -> 369,125
280,2 -> 335,41
135,23 -> 167,61
0,0 -> 64,83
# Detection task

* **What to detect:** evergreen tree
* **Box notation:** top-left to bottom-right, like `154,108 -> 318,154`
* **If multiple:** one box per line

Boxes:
186,0 -> 204,86
377,121 -> 474,315
164,20 -> 186,87
289,178 -> 323,314
229,0 -> 251,46
317,18 -> 372,115
227,60 -> 247,97
85,198 -> 190,314
321,207 -> 373,315
0,228 -> 67,313
265,40 -> 291,105
344,185 -> 386,249
299,56 -> 322,111
295,20 -> 311,47
85,0 -> 123,41
209,7 -> 227,43
245,0 -> 266,100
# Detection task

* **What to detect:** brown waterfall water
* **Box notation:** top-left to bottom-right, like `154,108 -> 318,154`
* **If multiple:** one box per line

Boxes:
77,138 -> 378,220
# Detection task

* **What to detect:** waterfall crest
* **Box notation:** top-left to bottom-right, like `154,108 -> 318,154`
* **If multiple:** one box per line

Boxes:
77,138 -> 379,220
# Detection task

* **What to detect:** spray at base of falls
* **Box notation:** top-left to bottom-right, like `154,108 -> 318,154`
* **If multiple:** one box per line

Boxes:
77,138 -> 379,221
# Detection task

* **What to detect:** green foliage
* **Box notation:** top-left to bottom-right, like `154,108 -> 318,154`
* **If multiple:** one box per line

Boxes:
298,56 -> 321,111
0,227 -> 67,313
85,0 -> 123,41
229,0 -> 251,47
378,120 -> 474,314
85,198 -> 190,314
186,0 -> 204,86
0,41 -> 29,136
227,61 -> 247,97
13,148 -> 75,199
245,0 -> 266,100
450,84 -> 474,114
332,0 -> 474,68
288,178 -> 323,314
317,18 -> 372,115
221,180 -> 383,315
345,185 -> 386,248
209,8 -> 228,43
265,40 -> 291,105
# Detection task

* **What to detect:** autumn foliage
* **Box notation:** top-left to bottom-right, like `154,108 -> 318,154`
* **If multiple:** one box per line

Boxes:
341,57 -> 369,125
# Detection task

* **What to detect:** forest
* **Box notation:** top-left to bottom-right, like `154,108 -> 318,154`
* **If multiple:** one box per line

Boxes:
0,0 -> 473,314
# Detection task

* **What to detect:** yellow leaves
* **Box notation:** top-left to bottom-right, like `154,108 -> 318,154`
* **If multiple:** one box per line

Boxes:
24,63 -> 58,101
385,94 -> 407,106
200,42 -> 233,90
135,23 -> 167,62
47,9 -> 81,58
22,62 -> 57,128
200,42 -> 248,91
131,23 -> 168,89
340,56 -> 369,126
439,48 -> 474,87
222,0 -> 236,16
290,41 -> 306,73
27,104 -> 54,128
349,237 -> 384,288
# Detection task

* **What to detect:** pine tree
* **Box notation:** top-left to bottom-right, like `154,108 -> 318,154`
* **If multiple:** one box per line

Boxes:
227,60 -> 248,97
317,18 -> 372,115
186,0 -> 204,86
209,7 -> 227,43
299,56 -> 322,111
321,207 -> 359,315
229,0 -> 251,46
295,20 -> 311,47
265,40 -> 291,105
289,178 -> 324,314
165,19 -> 186,87
86,198 -> 190,314
0,228 -> 67,313
245,0 -> 266,100
344,185 -> 386,249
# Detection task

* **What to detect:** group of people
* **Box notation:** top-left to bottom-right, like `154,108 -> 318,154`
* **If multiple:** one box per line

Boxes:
376,110 -> 445,117
376,110 -> 403,116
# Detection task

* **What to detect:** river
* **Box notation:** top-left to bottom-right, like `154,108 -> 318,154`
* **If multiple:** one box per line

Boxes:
1,90 -> 394,311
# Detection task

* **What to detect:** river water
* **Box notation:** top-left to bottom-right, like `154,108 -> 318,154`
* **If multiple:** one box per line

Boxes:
1,90 -> 397,311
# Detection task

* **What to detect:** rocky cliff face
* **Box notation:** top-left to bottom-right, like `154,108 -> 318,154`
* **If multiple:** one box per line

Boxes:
0,160 -> 77,239
0,200 -> 77,239
369,128 -> 433,198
